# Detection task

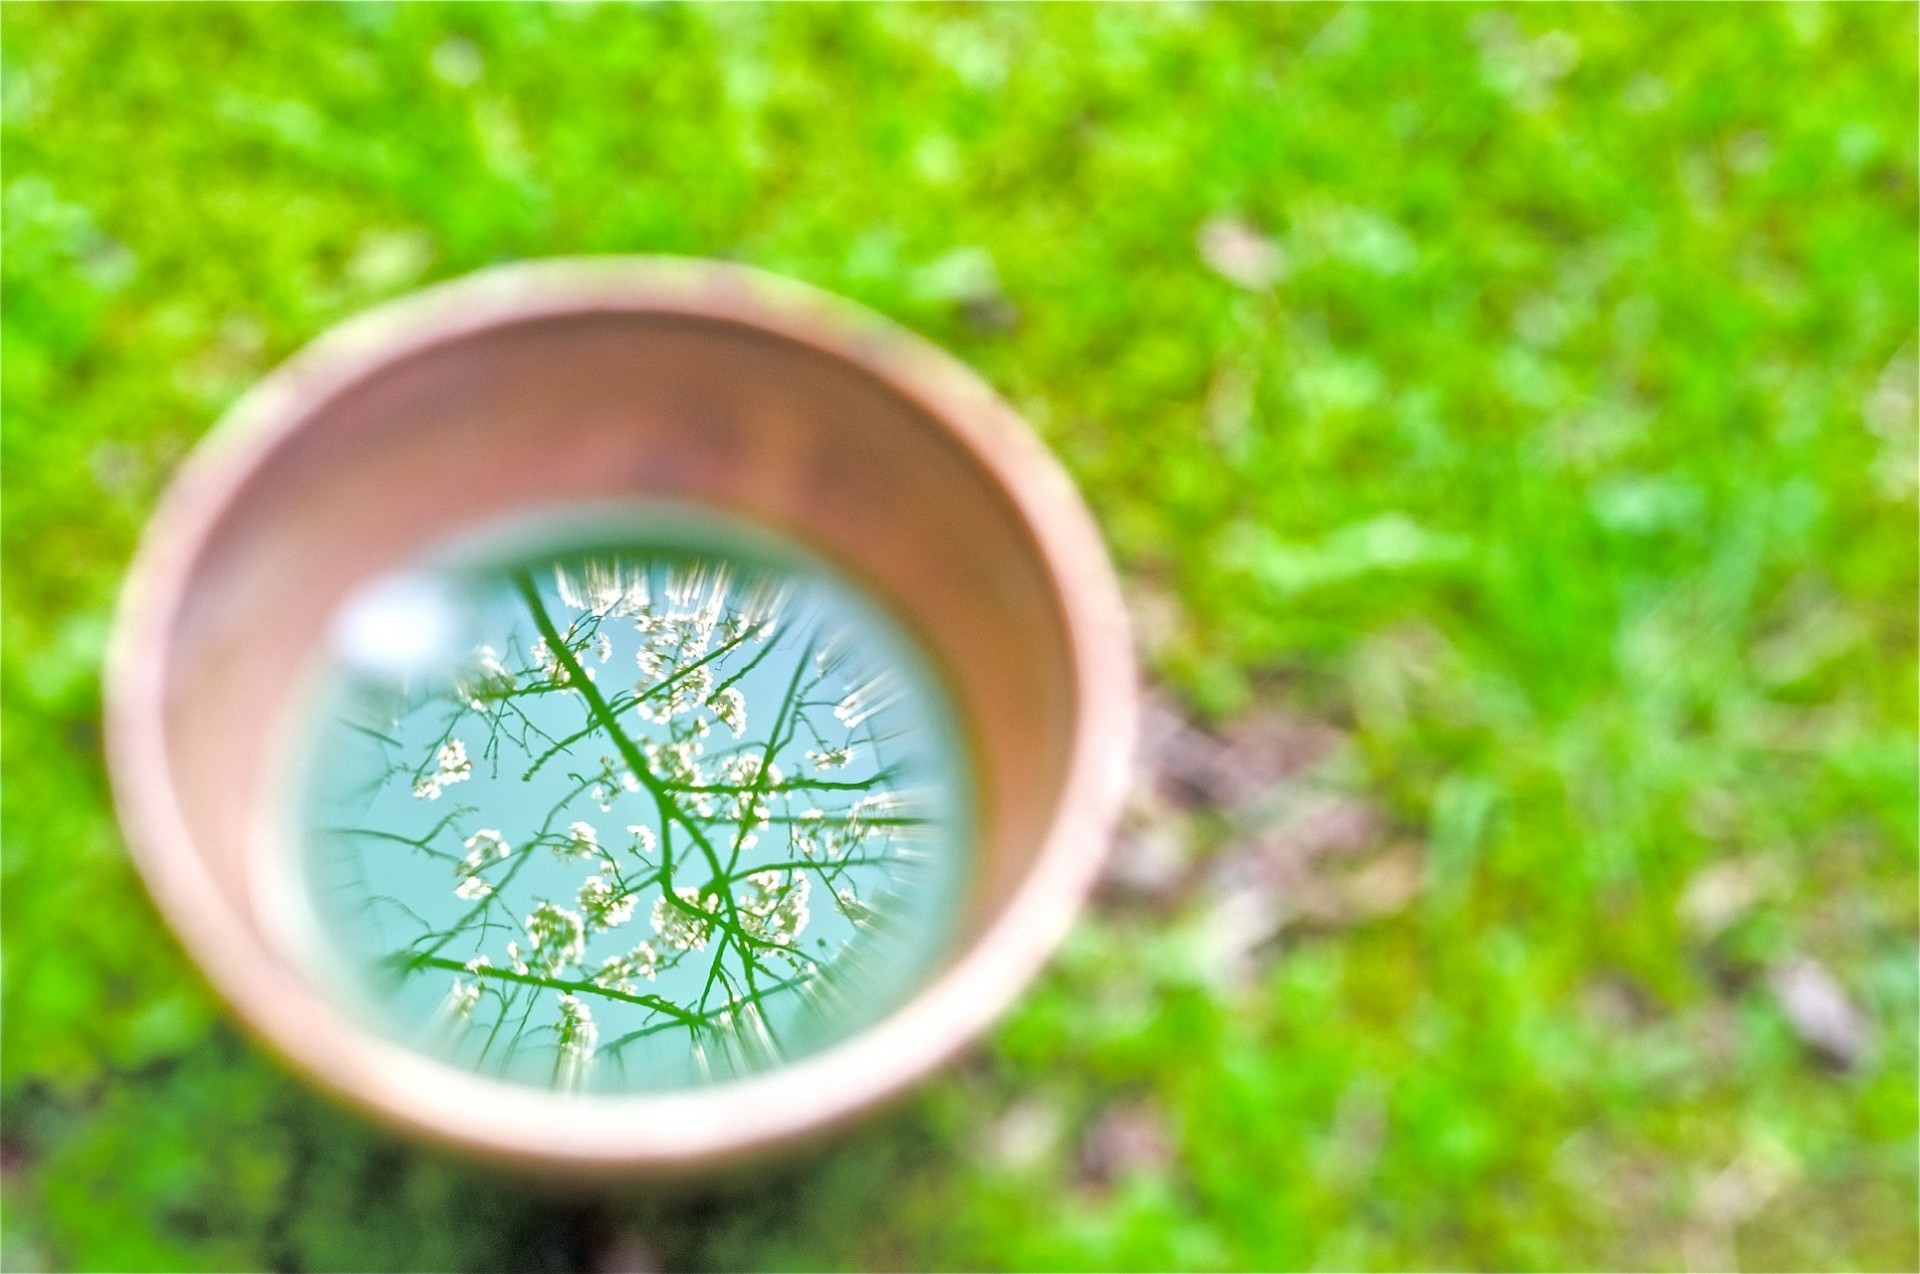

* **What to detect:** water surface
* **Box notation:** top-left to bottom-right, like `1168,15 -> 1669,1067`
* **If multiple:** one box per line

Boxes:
282,508 -> 974,1093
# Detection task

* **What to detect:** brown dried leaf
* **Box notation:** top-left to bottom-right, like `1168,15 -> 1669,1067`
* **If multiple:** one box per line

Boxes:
1102,789 -> 1194,903
1678,857 -> 1771,938
1329,842 -> 1425,922
1198,216 -> 1285,290
1207,708 -> 1347,808
1190,796 -> 1409,985
1079,1100 -> 1177,1187
980,1097 -> 1065,1172
1121,579 -> 1189,664
1135,689 -> 1341,810
593,1231 -> 662,1274
1768,956 -> 1871,1070
1188,887 -> 1287,993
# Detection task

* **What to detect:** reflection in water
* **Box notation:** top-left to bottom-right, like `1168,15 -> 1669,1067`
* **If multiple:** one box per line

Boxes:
288,515 -> 972,1093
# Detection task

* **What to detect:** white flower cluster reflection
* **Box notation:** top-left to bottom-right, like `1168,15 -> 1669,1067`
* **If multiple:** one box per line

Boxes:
356,554 -> 926,1090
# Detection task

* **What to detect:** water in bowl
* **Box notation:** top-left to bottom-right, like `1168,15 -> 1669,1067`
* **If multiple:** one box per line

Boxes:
276,507 -> 974,1093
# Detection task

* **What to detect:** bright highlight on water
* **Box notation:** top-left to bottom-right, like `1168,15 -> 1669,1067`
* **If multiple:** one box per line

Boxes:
281,510 -> 974,1093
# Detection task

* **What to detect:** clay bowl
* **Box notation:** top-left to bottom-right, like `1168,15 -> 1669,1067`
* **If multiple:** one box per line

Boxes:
104,258 -> 1134,1171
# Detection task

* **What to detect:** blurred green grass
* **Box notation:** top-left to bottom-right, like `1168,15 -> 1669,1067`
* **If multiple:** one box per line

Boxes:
2,4 -> 1914,1270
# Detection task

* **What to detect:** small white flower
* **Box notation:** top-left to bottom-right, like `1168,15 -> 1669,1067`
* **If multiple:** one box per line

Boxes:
475,644 -> 514,681
463,954 -> 493,974
578,875 -> 636,931
792,807 -> 828,858
596,632 -> 613,663
836,887 -> 874,925
592,941 -> 661,992
645,739 -> 713,816
465,828 -> 512,858
843,793 -> 895,845
651,887 -> 715,952
641,664 -> 712,723
739,871 -> 811,946
524,902 -> 586,975
805,745 -> 855,771
460,644 -> 517,700
448,979 -> 482,1018
626,824 -> 658,857
416,738 -> 473,798
437,739 -> 472,780
708,685 -> 747,737
718,754 -> 778,827
454,829 -> 511,898
555,992 -> 597,1056
559,821 -> 600,860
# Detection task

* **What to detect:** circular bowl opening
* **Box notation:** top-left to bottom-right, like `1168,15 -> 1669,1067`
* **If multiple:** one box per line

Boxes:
105,258 -> 1134,1171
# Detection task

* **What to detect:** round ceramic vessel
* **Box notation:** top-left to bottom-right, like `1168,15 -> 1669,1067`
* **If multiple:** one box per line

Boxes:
104,258 -> 1135,1171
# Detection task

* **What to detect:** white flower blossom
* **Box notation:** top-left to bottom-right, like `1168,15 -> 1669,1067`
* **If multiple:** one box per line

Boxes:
592,941 -> 661,992
438,739 -> 472,779
448,979 -> 482,1018
644,739 -> 712,816
466,828 -> 511,857
458,644 -> 517,701
708,685 -> 747,737
651,887 -> 715,952
453,829 -> 511,899
524,902 -> 586,975
577,875 -> 636,930
792,807 -> 828,858
555,992 -> 597,1056
718,754 -> 779,828
739,871 -> 811,946
626,824 -> 658,857
805,744 -> 855,771
413,738 -> 473,799
637,663 -> 712,723
843,793 -> 896,844
559,821 -> 600,860
635,641 -> 668,682
835,887 -> 874,926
